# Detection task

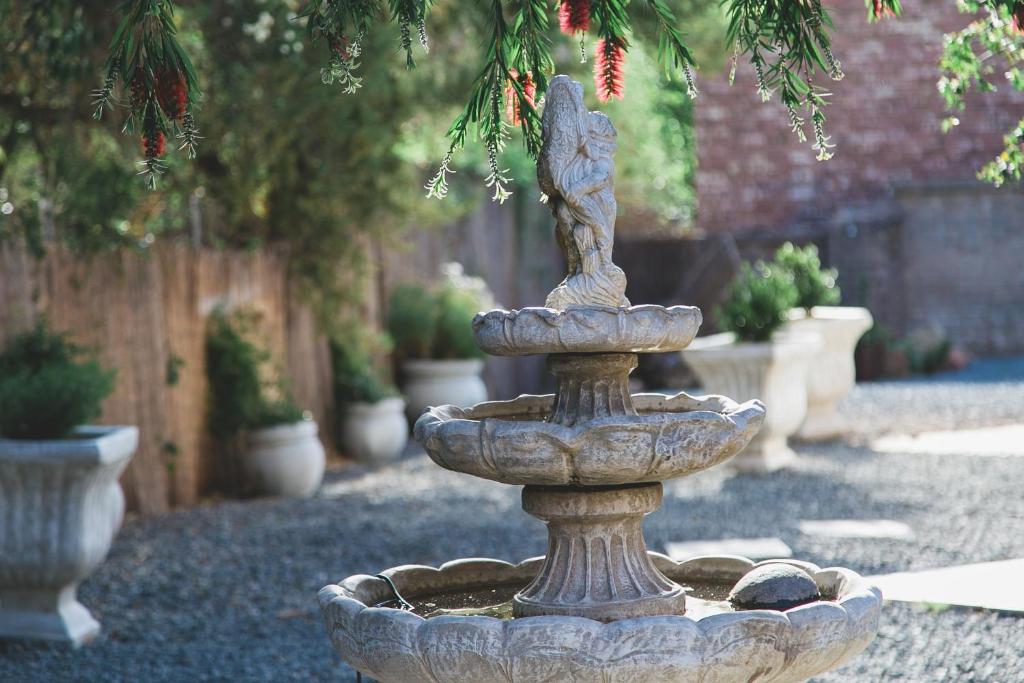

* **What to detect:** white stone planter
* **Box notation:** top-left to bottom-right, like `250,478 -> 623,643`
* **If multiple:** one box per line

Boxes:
245,420 -> 325,498
682,332 -> 819,473
785,306 -> 873,441
340,397 -> 409,465
0,425 -> 137,646
402,358 -> 487,421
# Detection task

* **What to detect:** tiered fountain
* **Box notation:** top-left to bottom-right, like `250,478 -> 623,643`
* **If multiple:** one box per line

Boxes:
320,76 -> 881,682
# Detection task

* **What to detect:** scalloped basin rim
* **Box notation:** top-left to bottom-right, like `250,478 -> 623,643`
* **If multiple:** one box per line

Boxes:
422,391 -> 752,423
319,553 -> 882,683
322,553 -> 878,625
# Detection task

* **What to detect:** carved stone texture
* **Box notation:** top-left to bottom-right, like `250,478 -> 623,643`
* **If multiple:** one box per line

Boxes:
514,483 -> 686,620
0,426 -> 137,645
414,392 -> 765,486
682,332 -> 819,473
784,307 -> 873,441
548,352 -> 637,427
319,553 -> 882,683
539,76 -> 629,310
473,304 -> 702,356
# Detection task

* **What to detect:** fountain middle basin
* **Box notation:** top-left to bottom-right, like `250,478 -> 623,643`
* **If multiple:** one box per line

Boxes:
319,553 -> 880,683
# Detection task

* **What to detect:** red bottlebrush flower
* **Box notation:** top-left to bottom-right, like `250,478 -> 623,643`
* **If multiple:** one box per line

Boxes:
505,70 -> 537,126
559,0 -> 590,35
143,131 -> 166,158
594,38 -> 625,103
1013,2 -> 1024,33
156,71 -> 188,121
329,35 -> 350,60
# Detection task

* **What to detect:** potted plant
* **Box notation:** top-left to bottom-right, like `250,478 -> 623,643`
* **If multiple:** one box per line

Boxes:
333,333 -> 408,465
206,311 -> 325,499
0,323 -> 133,645
776,242 -> 873,440
388,263 -> 492,421
682,261 -> 818,473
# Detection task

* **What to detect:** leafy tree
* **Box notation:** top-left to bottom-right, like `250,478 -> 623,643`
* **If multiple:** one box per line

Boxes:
939,0 -> 1024,185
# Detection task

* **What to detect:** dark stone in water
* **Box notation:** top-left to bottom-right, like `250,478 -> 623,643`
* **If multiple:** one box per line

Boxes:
729,563 -> 821,611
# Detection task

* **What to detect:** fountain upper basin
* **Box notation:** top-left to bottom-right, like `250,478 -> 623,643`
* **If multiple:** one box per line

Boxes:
414,392 -> 765,486
319,553 -> 881,683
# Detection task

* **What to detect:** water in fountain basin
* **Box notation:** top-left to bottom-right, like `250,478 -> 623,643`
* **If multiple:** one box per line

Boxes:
380,580 -> 740,620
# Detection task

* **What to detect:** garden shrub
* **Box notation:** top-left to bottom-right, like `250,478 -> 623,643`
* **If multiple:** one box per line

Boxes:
774,242 -> 841,311
331,336 -> 397,406
716,262 -> 798,343
205,310 -> 304,439
0,322 -> 116,440
387,265 -> 491,360
387,285 -> 438,360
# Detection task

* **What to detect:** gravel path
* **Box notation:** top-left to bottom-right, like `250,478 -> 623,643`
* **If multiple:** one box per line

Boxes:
2,360 -> 1023,682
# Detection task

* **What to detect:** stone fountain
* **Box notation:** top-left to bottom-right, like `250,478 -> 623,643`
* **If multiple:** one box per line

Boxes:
319,76 -> 881,682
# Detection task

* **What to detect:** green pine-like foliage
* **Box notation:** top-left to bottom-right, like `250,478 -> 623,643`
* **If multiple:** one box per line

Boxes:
0,322 -> 116,440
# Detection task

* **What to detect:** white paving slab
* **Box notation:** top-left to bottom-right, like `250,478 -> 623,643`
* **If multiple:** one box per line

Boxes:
799,519 -> 914,540
665,537 -> 793,561
871,424 -> 1024,457
869,559 -> 1024,613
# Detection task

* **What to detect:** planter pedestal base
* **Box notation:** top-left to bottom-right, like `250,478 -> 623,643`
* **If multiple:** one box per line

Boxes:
796,405 -> 848,442
0,586 -> 99,646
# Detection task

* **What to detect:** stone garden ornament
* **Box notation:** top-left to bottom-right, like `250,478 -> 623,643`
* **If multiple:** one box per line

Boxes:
319,75 -> 881,682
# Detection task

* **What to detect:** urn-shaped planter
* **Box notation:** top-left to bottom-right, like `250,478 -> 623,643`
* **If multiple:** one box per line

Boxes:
784,306 -> 873,441
0,425 -> 137,646
245,420 -> 325,498
401,359 -> 487,421
340,397 -> 409,465
682,333 -> 819,473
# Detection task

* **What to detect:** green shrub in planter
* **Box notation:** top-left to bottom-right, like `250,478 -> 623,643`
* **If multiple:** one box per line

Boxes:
331,338 -> 397,406
434,283 -> 486,360
206,311 -> 304,439
387,285 -> 438,360
0,323 -> 116,440
716,262 -> 799,343
774,242 -> 840,311
387,267 -> 491,361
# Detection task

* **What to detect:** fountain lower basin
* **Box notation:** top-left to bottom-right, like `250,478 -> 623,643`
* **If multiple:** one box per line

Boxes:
414,392 -> 765,486
319,553 -> 881,683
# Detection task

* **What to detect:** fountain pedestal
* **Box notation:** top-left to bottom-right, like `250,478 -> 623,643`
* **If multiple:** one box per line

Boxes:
514,483 -> 686,620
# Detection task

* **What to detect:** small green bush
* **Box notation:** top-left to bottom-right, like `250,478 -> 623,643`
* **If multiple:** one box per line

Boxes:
331,337 -> 397,405
0,322 -> 116,440
387,285 -> 438,360
206,311 -> 304,439
387,271 -> 488,361
434,283 -> 485,360
716,262 -> 798,343
774,242 -> 840,311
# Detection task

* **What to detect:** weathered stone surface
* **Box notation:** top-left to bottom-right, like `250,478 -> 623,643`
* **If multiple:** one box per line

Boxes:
682,332 -> 819,473
414,392 -> 765,486
729,563 -> 822,611
319,554 -> 882,683
547,352 -> 638,426
539,75 -> 629,310
472,304 -> 702,356
0,426 -> 137,646
513,483 -> 687,621
784,306 -> 873,441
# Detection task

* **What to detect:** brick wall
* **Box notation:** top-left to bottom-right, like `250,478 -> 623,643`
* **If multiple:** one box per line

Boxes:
695,0 -> 1024,233
686,0 -> 1024,356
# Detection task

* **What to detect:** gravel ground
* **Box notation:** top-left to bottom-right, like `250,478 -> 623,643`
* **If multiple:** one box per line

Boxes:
2,359 -> 1023,682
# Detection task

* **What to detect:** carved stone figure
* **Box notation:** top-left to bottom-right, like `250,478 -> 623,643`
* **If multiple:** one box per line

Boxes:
539,75 -> 630,310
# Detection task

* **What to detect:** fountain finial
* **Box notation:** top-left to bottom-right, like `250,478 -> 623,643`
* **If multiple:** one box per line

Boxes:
539,75 -> 630,310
